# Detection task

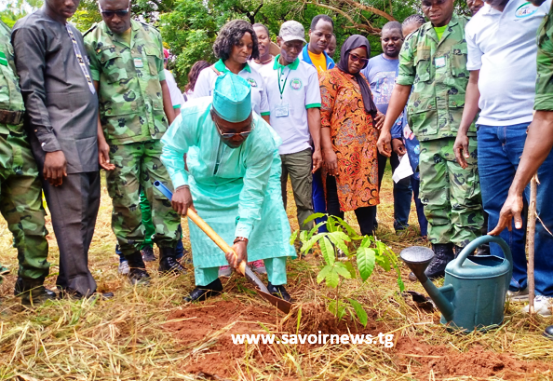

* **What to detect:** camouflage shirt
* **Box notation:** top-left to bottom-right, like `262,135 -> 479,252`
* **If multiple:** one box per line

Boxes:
535,6 -> 553,111
0,20 -> 25,135
84,20 -> 168,144
396,13 -> 475,141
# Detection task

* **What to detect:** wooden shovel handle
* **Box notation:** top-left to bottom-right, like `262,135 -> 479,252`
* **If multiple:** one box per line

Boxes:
186,208 -> 246,275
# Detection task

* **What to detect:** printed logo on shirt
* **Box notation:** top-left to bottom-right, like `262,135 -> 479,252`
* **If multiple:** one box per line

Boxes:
515,2 -> 538,18
290,78 -> 303,90
246,78 -> 258,87
372,71 -> 396,106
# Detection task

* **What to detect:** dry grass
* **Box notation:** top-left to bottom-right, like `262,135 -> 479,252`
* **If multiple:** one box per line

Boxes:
0,164 -> 552,380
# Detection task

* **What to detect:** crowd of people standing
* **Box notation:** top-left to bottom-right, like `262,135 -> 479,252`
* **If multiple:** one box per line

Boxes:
1,0 -> 553,337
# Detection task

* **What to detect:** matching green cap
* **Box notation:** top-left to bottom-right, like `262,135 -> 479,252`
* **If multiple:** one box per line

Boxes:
212,73 -> 252,123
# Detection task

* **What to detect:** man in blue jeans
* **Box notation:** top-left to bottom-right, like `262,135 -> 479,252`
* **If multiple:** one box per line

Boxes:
362,21 -> 412,232
455,0 -> 553,315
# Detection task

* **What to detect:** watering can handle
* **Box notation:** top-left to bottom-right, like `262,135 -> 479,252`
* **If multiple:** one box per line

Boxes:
456,235 -> 513,285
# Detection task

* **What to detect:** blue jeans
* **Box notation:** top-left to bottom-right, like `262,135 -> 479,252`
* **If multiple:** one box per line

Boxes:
378,152 -> 412,231
478,123 -> 553,296
411,176 -> 428,237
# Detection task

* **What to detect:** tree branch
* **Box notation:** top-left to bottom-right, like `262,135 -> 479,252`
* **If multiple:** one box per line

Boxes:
305,0 -> 382,35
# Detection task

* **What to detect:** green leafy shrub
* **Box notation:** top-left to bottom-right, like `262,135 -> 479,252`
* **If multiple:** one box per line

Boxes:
290,213 -> 404,327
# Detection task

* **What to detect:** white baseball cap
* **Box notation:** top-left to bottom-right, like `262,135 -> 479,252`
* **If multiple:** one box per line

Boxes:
279,20 -> 307,43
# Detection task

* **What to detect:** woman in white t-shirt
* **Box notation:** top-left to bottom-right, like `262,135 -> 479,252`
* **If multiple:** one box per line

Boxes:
194,20 -> 270,124
183,60 -> 210,102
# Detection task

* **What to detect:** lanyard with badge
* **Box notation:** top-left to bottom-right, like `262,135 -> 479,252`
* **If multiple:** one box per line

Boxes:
66,24 -> 96,94
275,65 -> 291,117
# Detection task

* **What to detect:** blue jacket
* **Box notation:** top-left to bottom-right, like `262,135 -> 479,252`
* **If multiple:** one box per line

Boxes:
300,45 -> 335,70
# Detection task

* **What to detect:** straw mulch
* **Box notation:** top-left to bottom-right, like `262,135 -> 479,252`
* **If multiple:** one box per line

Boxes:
0,166 -> 552,380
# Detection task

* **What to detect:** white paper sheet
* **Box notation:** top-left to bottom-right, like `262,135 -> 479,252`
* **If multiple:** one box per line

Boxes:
392,154 -> 414,183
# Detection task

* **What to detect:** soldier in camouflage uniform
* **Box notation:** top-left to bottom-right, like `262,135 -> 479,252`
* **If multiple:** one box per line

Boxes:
377,0 -> 483,279
84,0 -> 183,284
0,20 -> 55,304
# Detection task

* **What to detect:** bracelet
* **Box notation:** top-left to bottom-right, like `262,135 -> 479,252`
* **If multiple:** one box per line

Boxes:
233,237 -> 248,244
176,185 -> 190,191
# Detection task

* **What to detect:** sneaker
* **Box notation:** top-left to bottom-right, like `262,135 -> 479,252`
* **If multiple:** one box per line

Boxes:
250,260 -> 267,275
522,295 -> 553,316
218,266 -> 232,277
507,287 -> 529,302
118,260 -> 130,275
141,246 -> 157,262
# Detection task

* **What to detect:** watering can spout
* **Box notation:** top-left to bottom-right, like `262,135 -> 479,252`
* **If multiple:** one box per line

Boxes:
400,246 -> 455,322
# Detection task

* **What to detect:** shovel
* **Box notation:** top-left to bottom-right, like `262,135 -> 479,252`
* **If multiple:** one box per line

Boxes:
154,181 -> 292,314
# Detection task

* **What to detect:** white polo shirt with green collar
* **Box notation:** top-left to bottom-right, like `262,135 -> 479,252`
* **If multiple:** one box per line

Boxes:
194,59 -> 270,116
265,55 -> 321,155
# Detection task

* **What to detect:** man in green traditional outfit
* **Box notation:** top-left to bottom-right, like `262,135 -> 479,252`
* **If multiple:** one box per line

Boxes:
161,73 -> 295,302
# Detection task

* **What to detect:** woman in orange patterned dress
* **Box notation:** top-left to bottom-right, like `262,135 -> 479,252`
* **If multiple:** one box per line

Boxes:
320,35 -> 380,236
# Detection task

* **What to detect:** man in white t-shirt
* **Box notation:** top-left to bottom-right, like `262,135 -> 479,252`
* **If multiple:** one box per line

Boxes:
454,0 -> 553,315
265,20 -> 323,232
164,49 -> 185,116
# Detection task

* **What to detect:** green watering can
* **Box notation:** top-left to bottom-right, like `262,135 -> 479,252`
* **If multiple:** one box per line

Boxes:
400,235 -> 513,332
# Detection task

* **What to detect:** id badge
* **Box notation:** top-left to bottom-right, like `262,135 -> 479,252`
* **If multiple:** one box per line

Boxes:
134,58 -> 144,68
435,56 -> 446,68
275,103 -> 289,118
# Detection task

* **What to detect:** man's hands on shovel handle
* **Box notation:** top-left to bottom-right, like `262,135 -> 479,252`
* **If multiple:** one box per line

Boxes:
226,240 -> 247,269
172,185 -> 195,216
489,192 -> 525,235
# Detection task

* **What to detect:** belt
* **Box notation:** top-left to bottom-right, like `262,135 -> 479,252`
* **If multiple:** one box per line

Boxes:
0,110 -> 24,125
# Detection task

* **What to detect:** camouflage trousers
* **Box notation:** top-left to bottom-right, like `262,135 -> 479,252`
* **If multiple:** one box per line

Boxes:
106,140 -> 181,256
0,131 -> 49,279
419,137 -> 484,247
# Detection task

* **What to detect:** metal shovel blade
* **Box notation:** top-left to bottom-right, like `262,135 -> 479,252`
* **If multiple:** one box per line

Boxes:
244,265 -> 292,314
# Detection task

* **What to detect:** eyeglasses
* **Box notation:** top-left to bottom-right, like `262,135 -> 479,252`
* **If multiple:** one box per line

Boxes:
211,110 -> 252,139
350,53 -> 368,65
99,6 -> 130,18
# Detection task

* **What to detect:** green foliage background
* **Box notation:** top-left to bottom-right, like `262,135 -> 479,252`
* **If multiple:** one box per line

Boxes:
1,0 -> 471,88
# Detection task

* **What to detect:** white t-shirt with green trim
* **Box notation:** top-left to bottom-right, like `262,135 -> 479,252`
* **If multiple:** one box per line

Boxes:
164,69 -> 185,109
265,56 -> 321,155
194,59 -> 270,116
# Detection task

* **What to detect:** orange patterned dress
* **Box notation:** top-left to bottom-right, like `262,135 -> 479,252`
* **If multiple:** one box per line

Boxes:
319,68 -> 379,212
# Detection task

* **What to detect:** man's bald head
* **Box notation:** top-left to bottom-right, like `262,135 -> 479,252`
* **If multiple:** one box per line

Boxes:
99,0 -> 132,34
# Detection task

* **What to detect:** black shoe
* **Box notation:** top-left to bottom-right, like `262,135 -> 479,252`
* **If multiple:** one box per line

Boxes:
184,278 -> 223,302
59,289 -> 115,300
267,282 -> 293,302
544,325 -> 553,340
141,246 -> 157,262
128,268 -> 150,286
475,243 -> 491,256
14,277 -> 57,306
125,251 -> 150,285
424,243 -> 454,280
159,247 -> 186,274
